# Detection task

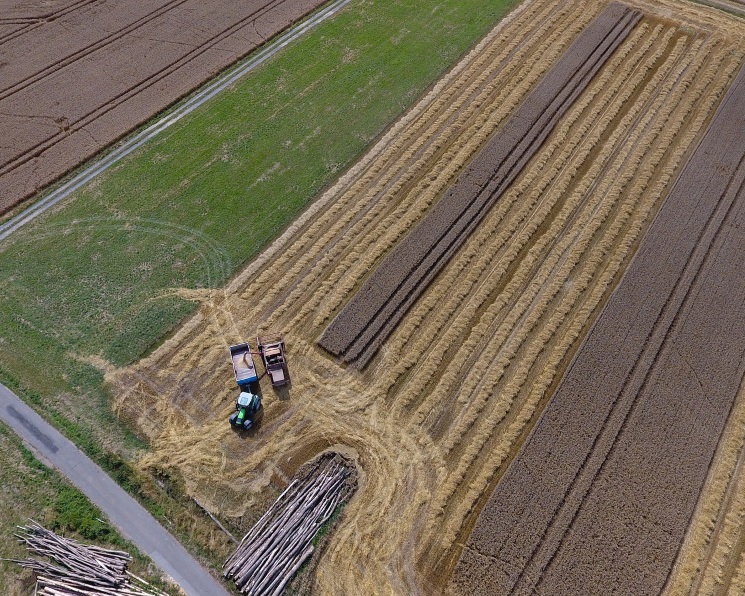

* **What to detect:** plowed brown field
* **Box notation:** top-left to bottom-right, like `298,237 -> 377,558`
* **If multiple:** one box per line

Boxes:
105,0 -> 745,593
0,0 -> 324,214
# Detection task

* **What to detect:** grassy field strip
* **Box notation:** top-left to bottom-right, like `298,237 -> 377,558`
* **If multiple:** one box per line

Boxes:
128,0 -> 546,386
114,0 -> 563,430
112,0 -> 562,434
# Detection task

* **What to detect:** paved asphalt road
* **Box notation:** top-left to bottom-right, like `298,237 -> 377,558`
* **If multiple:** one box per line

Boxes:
0,382 -> 230,596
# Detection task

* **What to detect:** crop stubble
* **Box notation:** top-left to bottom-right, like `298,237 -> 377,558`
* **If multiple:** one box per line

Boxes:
451,48 -> 745,596
104,0 -> 745,593
0,0 -> 325,214
318,2 -> 642,368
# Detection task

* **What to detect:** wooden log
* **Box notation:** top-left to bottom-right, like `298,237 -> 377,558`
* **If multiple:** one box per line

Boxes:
270,544 -> 314,596
193,498 -> 238,544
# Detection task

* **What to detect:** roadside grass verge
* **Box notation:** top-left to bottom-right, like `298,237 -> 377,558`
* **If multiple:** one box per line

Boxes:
0,421 -> 179,595
0,0 -> 519,570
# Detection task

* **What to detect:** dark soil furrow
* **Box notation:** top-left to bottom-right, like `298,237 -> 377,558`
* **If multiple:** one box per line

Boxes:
318,2 -> 641,367
451,57 -> 745,596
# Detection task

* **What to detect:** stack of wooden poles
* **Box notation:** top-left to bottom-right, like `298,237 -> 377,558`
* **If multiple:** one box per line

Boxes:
223,455 -> 352,595
6,520 -> 166,595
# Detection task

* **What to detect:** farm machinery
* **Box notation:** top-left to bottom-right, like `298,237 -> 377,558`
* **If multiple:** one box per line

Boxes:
227,336 -> 288,429
257,335 -> 288,387
229,343 -> 262,430
230,390 -> 261,430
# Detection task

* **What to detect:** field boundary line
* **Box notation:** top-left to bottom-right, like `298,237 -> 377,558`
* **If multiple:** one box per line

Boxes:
0,0 -> 351,245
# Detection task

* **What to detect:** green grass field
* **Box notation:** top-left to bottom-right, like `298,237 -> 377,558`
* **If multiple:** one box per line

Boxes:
0,0 -> 518,578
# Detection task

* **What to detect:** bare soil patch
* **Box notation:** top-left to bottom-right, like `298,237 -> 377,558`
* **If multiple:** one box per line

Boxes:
451,56 -> 745,596
0,0 -> 325,214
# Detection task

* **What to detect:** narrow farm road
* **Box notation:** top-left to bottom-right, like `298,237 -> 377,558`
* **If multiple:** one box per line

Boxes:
0,382 -> 230,596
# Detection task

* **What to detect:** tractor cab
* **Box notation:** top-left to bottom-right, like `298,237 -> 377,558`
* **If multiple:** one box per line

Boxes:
229,391 -> 262,430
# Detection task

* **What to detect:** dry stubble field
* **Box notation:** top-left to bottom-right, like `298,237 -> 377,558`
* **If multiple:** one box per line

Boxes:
106,0 -> 745,592
452,50 -> 745,595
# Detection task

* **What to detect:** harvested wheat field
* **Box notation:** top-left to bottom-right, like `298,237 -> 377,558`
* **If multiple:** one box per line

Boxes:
0,0 -> 325,214
106,0 -> 745,592
451,53 -> 745,596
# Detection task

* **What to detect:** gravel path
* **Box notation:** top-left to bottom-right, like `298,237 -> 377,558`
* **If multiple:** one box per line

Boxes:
0,381 -> 229,596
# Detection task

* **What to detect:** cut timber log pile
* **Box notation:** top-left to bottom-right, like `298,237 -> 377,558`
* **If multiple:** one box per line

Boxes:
5,520 -> 166,595
224,454 -> 354,595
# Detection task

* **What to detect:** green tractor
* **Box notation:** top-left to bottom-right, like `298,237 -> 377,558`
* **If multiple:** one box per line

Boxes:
229,391 -> 262,430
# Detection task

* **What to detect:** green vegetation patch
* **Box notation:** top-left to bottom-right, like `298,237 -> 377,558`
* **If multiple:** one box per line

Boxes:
0,0 -> 519,569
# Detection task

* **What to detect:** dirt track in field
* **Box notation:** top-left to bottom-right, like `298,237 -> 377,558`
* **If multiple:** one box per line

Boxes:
0,0 -> 325,215
103,0 -> 745,593
450,57 -> 745,596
